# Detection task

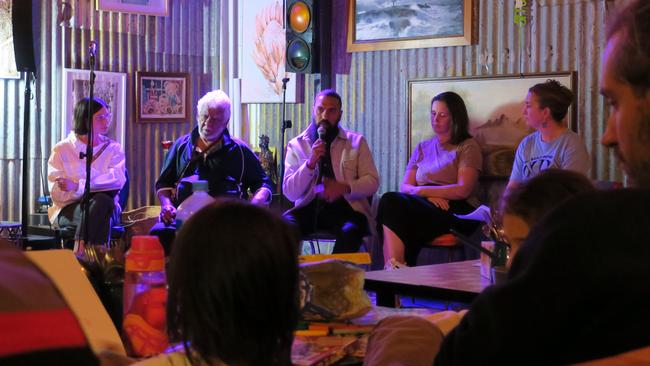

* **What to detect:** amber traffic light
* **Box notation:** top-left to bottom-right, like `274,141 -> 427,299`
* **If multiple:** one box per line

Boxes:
286,0 -> 318,73
289,1 -> 310,33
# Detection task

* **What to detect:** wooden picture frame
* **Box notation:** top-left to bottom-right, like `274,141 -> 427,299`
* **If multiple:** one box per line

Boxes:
408,72 -> 577,178
347,0 -> 473,52
0,1 -> 19,79
135,71 -> 189,123
62,68 -> 127,147
96,0 -> 168,16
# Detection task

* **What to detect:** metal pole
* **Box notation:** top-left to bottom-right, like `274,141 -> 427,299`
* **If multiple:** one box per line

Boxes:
80,43 -> 97,245
20,71 -> 32,240
278,77 -> 292,209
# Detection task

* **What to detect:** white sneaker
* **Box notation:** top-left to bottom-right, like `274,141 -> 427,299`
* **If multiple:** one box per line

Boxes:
384,258 -> 409,271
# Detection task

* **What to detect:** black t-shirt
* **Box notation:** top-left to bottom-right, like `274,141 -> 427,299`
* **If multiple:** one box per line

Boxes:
435,189 -> 650,365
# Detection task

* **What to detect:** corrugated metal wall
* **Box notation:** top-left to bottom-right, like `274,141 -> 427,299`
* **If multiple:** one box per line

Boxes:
0,0 -> 621,222
249,0 -> 619,195
1,0 -> 221,221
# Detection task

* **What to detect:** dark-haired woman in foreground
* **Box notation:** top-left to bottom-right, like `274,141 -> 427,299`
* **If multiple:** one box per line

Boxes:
47,97 -> 126,254
135,200 -> 300,366
378,91 -> 483,268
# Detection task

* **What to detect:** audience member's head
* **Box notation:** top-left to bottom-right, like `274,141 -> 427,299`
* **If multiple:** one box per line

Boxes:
600,0 -> 650,188
430,91 -> 472,145
500,169 -> 595,266
73,97 -> 109,135
167,200 -> 300,366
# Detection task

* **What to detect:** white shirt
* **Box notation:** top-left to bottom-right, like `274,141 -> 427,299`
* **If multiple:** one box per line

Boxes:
47,132 -> 126,225
283,126 -> 380,225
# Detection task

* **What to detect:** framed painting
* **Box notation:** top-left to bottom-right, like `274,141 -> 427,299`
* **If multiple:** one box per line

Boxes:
96,0 -> 168,16
347,0 -> 474,52
239,0 -> 298,103
62,68 -> 127,147
0,0 -> 19,78
135,71 -> 189,123
408,72 -> 576,178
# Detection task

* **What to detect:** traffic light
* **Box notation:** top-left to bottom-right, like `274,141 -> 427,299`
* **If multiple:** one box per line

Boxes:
286,0 -> 319,73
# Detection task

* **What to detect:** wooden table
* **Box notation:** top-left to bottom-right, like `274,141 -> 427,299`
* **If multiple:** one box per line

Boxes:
364,260 -> 491,307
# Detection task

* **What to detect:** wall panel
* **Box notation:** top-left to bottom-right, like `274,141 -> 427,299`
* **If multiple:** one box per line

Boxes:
0,0 -> 220,221
249,0 -> 617,195
0,0 -> 621,223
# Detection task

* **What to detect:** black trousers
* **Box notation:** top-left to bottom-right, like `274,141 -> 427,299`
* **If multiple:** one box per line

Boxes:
58,191 -> 117,244
377,192 -> 481,266
283,198 -> 369,254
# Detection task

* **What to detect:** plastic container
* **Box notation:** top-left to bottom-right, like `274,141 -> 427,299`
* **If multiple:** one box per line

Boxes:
175,180 -> 214,230
122,235 -> 168,357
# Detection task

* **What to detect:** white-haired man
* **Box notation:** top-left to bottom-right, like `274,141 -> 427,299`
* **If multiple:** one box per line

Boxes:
151,90 -> 273,253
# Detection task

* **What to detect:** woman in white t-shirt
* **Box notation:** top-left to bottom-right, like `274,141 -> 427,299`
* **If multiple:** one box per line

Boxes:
378,91 -> 483,268
47,97 -> 126,253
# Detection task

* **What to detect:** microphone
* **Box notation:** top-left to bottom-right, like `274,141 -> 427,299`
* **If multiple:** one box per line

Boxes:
317,124 -> 326,141
89,40 -> 97,62
316,122 -> 328,180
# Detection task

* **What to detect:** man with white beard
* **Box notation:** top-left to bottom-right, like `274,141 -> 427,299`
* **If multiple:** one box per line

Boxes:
151,90 -> 273,253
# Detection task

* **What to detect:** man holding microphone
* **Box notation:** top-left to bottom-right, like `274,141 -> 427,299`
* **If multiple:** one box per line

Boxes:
282,89 -> 379,253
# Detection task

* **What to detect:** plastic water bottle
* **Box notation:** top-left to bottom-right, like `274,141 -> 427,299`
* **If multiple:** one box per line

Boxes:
175,180 -> 214,230
122,235 -> 168,357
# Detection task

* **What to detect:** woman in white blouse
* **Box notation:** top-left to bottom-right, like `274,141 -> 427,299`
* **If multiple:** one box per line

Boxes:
48,97 -> 126,253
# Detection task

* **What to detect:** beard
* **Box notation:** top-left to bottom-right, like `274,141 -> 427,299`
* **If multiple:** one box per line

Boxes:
624,108 -> 650,189
199,126 -> 225,142
312,115 -> 340,130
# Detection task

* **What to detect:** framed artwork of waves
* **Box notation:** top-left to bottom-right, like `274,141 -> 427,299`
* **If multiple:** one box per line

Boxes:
347,0 -> 474,52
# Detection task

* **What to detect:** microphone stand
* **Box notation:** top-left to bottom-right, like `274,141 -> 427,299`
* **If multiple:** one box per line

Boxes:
278,77 -> 292,209
79,42 -> 97,248
20,71 -> 33,244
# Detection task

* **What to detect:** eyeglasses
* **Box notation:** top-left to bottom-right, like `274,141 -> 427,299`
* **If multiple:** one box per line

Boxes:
95,113 -> 112,121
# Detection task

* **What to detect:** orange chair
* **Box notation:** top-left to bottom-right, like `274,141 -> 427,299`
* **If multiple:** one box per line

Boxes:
426,233 -> 462,262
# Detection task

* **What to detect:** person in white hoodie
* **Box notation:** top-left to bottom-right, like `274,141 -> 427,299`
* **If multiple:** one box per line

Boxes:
48,97 -> 126,253
283,89 -> 379,253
